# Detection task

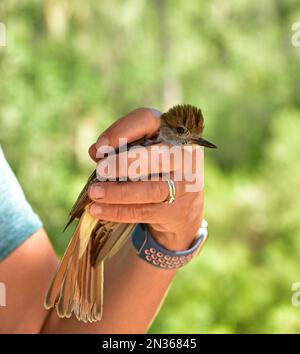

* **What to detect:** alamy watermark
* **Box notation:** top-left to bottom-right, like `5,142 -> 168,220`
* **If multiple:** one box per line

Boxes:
95,138 -> 204,192
0,282 -> 6,307
291,22 -> 300,47
291,282 -> 300,307
0,22 -> 6,47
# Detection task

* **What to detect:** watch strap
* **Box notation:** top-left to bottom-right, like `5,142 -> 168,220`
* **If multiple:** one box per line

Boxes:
131,221 -> 208,270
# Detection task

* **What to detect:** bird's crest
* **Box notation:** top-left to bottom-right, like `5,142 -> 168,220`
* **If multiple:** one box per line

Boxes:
161,104 -> 204,136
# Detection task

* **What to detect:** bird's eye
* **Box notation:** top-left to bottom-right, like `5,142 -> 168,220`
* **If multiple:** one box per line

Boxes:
176,126 -> 185,134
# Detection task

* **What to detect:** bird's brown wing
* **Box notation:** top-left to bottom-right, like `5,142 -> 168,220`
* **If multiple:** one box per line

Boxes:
90,221 -> 137,265
64,136 -> 150,232
64,170 -> 97,231
47,136 -> 155,321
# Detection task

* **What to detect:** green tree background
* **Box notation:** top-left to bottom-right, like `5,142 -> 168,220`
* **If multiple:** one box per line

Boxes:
1,0 -> 300,333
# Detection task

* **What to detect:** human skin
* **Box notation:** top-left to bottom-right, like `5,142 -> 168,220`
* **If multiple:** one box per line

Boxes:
87,108 -> 205,251
0,108 -> 205,333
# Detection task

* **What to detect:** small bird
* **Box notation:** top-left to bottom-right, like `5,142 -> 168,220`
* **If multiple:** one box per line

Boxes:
44,104 -> 217,322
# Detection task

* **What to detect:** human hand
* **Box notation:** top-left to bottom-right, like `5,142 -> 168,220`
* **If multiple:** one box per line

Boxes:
87,108 -> 205,251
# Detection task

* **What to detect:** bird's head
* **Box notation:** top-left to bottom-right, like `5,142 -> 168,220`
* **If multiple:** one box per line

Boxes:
159,104 -> 217,148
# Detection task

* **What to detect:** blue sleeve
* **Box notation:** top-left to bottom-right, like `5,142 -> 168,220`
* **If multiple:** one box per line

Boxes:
0,146 -> 43,261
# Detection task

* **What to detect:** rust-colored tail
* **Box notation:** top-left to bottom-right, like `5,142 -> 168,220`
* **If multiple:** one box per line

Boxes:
44,210 -> 104,322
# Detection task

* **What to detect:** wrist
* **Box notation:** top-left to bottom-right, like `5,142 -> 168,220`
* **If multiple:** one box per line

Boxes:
131,223 -> 208,270
148,225 -> 198,252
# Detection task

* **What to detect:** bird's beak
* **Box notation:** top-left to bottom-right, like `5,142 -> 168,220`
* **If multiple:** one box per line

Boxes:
191,137 -> 218,149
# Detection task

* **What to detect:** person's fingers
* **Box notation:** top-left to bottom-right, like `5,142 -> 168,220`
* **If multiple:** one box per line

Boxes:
89,108 -> 162,161
88,189 -> 203,224
89,201 -> 176,224
88,180 -> 186,204
88,144 -> 98,161
96,143 -> 191,179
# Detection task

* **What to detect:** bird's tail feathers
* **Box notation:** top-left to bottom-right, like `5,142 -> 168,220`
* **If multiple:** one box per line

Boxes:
44,210 -> 104,322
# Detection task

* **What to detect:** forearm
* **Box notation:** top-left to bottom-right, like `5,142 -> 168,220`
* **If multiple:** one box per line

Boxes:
42,237 -> 177,333
0,229 -> 58,334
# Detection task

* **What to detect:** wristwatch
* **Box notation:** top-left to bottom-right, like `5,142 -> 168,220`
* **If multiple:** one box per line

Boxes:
131,220 -> 208,269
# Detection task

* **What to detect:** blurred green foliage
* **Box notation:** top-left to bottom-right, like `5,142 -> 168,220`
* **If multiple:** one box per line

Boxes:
1,0 -> 300,333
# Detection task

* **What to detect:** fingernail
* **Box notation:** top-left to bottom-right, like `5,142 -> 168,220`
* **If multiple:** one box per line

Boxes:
89,185 -> 105,199
89,204 -> 102,216
88,144 -> 97,157
149,108 -> 162,118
